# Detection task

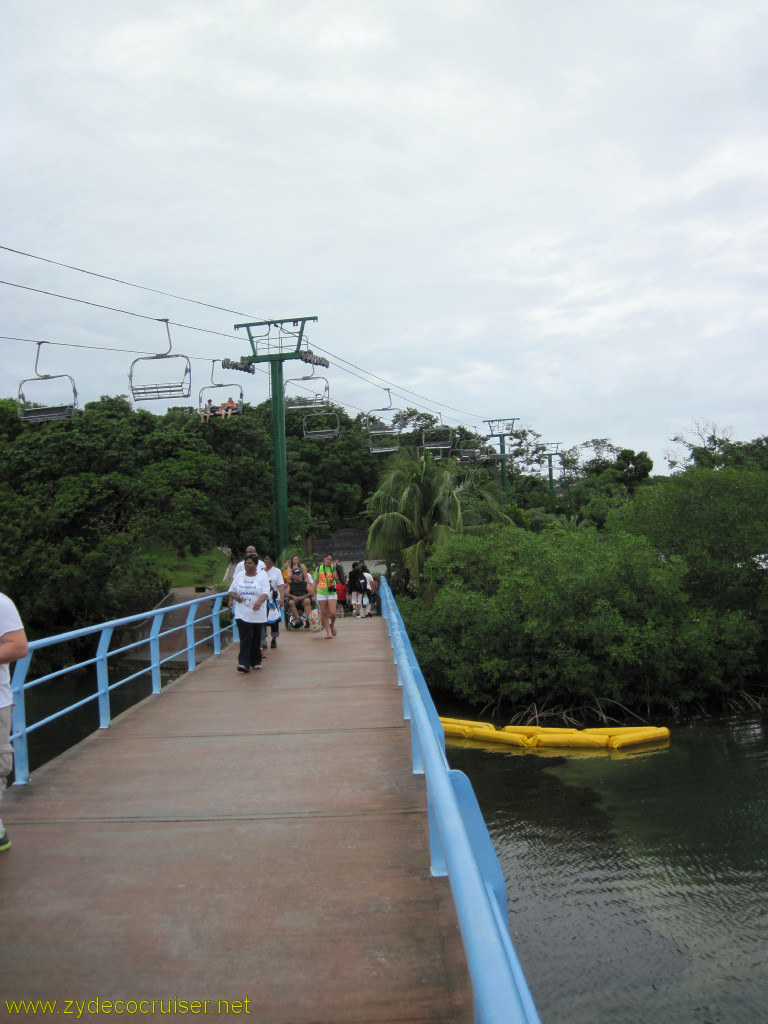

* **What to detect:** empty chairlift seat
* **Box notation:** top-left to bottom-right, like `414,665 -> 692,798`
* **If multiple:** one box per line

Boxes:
367,388 -> 402,454
18,342 -> 78,423
128,319 -> 192,402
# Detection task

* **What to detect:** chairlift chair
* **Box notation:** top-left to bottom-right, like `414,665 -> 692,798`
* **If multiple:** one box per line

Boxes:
367,388 -> 402,454
303,409 -> 340,440
18,342 -> 78,423
422,416 -> 454,459
198,360 -> 244,419
128,319 -> 192,402
457,430 -> 486,463
284,369 -> 331,411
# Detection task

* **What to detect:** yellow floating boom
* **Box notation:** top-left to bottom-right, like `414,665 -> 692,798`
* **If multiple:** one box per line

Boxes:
440,717 -> 670,751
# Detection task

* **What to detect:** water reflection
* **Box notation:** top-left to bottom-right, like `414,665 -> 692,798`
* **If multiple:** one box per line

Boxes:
447,718 -> 768,1024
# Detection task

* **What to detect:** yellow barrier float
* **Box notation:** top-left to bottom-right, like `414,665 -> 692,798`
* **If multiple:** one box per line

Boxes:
440,717 -> 670,753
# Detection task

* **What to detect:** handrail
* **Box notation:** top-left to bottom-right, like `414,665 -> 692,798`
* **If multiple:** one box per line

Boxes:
10,592 -> 232,785
379,578 -> 540,1024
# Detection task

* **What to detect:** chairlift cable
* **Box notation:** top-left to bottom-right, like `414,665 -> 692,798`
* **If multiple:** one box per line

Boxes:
2,253 -> 482,423
0,245 -> 266,320
0,281 -> 250,342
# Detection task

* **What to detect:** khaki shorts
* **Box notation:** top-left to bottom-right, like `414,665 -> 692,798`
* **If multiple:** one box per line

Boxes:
0,703 -> 13,798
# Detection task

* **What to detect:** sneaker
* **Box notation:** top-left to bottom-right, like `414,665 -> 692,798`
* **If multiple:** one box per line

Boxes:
253,664 -> 262,670
304,619 -> 310,629
261,648 -> 268,657
237,665 -> 249,673
270,638 -> 277,649
0,828 -> 10,852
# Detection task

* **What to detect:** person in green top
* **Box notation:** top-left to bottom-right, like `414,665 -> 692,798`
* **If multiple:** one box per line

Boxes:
314,553 -> 341,639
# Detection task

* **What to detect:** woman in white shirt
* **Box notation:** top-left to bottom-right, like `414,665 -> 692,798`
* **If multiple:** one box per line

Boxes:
228,555 -> 269,672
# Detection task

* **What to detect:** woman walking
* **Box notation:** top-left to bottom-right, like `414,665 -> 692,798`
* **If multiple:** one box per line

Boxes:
313,553 -> 341,639
228,554 -> 269,672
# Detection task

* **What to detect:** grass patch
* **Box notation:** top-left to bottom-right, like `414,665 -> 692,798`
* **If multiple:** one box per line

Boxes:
146,545 -> 230,589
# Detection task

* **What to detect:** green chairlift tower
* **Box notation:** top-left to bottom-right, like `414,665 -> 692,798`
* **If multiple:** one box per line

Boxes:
233,316 -> 324,555
543,442 -> 561,493
484,418 -> 519,497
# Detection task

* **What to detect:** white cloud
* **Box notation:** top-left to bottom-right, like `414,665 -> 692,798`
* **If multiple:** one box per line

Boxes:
2,0 -> 768,473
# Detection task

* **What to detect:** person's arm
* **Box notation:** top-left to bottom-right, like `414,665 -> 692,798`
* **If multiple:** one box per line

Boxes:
0,627 -> 29,666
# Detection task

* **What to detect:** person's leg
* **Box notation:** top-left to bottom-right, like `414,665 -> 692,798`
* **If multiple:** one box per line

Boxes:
0,704 -> 13,849
302,596 -> 311,627
318,597 -> 331,638
237,621 -> 253,672
328,598 -> 337,636
250,624 -> 263,668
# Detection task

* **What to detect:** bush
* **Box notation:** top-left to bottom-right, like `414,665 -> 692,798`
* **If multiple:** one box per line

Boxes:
399,527 -> 761,715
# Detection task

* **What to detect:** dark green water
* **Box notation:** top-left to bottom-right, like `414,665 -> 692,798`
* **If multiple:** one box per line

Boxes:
447,718 -> 768,1024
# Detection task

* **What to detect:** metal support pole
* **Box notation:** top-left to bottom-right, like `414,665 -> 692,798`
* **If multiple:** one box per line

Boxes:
499,435 -> 508,497
149,613 -> 163,693
233,317 -> 319,558
96,626 -> 115,728
270,358 -> 289,556
547,453 -> 554,493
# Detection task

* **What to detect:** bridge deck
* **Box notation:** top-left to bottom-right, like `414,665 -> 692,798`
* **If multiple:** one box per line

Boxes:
1,617 -> 472,1022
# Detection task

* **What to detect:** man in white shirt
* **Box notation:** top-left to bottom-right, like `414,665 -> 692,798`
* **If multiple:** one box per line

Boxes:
1,592 -> 29,852
233,545 -> 265,578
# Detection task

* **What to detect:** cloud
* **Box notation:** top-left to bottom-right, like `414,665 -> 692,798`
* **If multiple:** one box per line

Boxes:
3,0 -> 768,474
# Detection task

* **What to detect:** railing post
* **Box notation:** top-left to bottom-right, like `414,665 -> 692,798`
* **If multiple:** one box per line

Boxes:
212,593 -> 226,654
427,790 -> 448,877
149,612 -> 163,694
96,626 -> 115,728
10,653 -> 33,785
185,604 -> 197,672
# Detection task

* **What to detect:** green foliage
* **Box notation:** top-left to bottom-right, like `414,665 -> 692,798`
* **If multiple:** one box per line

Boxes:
399,527 -> 761,715
610,468 -> 768,660
0,395 -> 378,638
668,422 -> 768,471
366,448 -> 508,592
144,545 -> 230,589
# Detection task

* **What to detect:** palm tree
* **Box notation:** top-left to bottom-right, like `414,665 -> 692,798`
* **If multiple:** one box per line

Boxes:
366,448 -> 508,592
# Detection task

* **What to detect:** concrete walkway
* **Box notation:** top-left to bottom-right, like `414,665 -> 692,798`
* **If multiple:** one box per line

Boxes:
0,617 -> 472,1023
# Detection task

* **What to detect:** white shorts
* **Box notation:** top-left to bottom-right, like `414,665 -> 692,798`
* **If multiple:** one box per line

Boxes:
350,591 -> 362,606
315,593 -> 337,603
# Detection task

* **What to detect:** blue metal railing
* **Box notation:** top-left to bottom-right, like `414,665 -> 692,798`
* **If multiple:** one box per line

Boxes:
10,592 -> 231,785
379,578 -> 541,1024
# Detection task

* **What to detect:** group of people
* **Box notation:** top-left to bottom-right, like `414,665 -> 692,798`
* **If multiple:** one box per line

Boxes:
200,396 -> 238,423
347,561 -> 376,618
228,547 -> 378,668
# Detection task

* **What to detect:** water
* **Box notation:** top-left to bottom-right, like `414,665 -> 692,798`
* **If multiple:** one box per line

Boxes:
447,718 -> 768,1024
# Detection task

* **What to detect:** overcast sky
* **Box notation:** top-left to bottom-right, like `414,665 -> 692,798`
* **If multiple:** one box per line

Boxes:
3,0 -> 767,474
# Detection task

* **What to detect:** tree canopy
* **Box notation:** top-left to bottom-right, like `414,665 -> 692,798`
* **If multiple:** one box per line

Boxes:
0,395 -> 378,638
